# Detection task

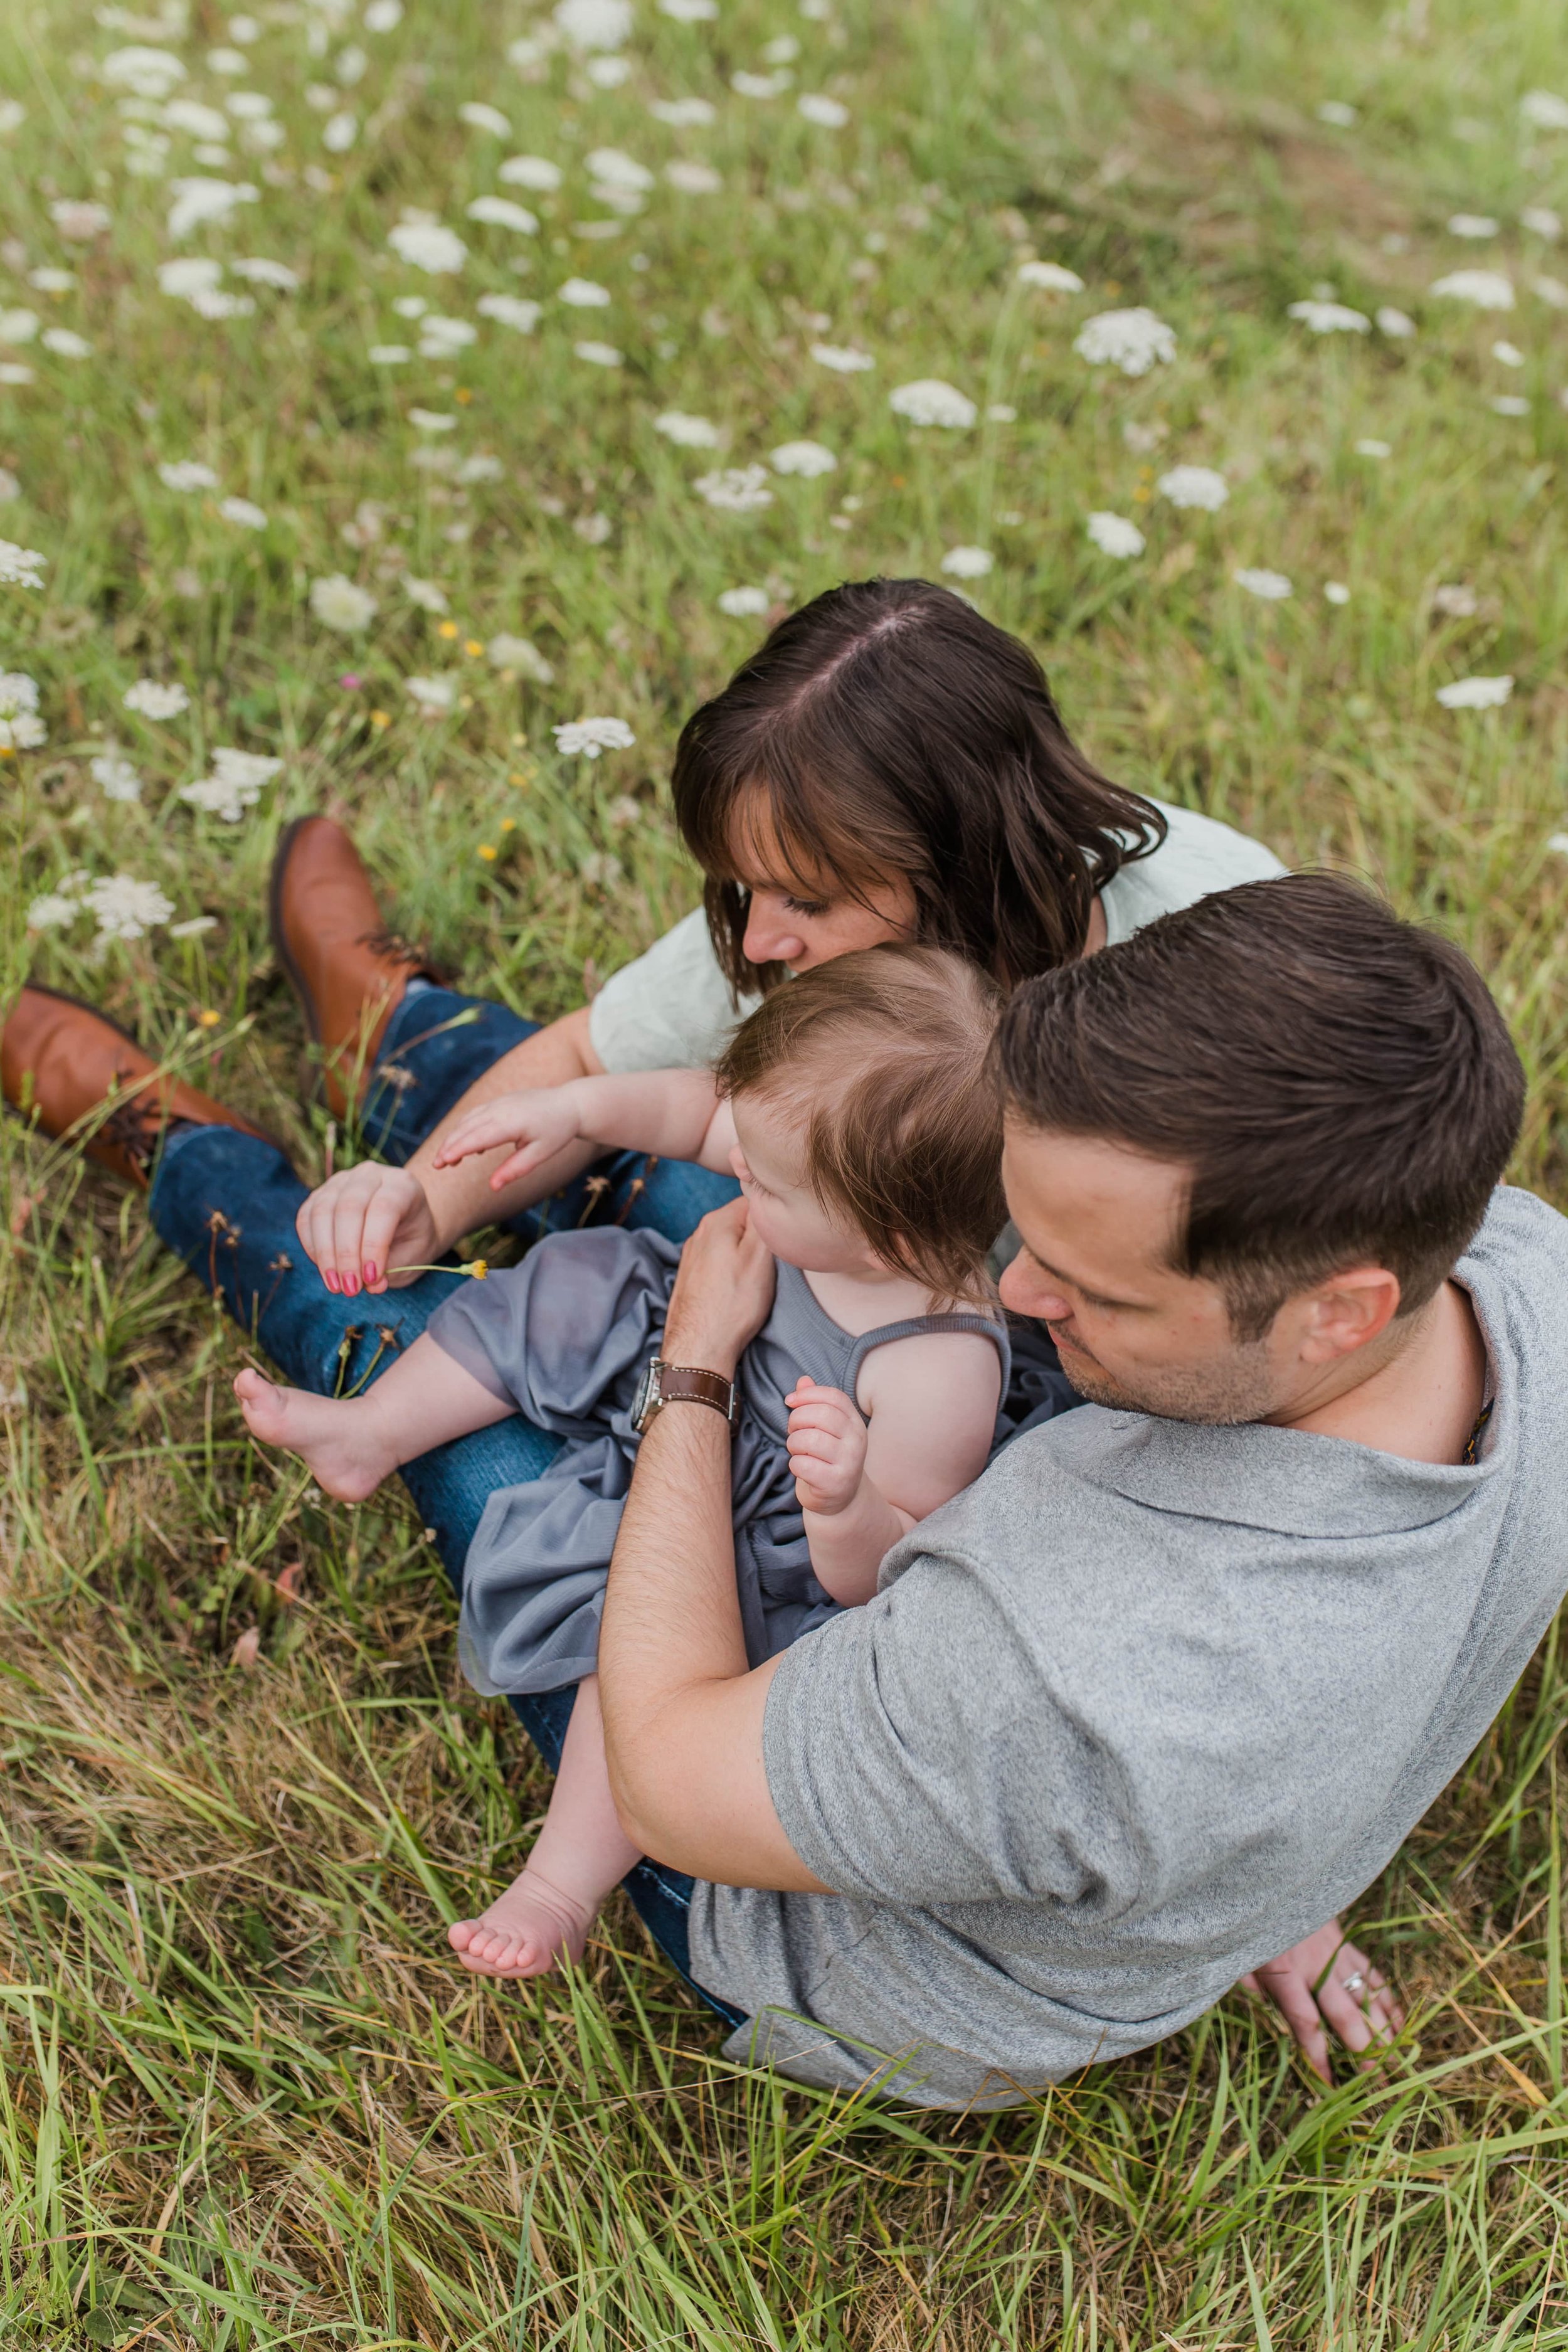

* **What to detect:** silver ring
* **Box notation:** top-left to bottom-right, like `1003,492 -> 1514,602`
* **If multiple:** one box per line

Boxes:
1340,1970 -> 1367,1998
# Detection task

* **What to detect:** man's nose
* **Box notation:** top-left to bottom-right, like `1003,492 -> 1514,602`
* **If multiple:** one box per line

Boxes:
999,1252 -> 1071,1322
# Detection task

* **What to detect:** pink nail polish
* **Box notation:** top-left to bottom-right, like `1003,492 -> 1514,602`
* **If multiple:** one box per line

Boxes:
363,1263 -> 378,1285
343,1272 -> 360,1297
324,1271 -> 341,1293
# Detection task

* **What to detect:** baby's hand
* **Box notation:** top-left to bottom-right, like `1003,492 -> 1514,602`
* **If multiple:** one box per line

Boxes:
785,1377 -> 868,1517
431,1084 -> 586,1190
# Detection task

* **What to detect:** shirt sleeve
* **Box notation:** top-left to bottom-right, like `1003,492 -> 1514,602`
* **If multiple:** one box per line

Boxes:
761,1544 -> 1145,1911
587,907 -> 763,1073
1099,802 -> 1288,948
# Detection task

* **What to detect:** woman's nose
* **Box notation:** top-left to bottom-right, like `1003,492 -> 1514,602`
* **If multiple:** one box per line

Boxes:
743,908 -> 808,967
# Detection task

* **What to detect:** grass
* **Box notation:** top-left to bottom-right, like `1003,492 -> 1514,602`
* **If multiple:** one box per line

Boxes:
3,0 -> 1568,2341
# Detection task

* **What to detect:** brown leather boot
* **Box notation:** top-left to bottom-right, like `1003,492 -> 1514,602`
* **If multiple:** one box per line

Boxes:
269,815 -> 436,1118
1,985 -> 276,1189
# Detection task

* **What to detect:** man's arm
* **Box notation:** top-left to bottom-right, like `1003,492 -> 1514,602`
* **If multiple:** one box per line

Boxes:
596,1197 -> 832,1890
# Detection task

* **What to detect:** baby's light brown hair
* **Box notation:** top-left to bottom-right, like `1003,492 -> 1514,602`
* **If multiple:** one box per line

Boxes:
713,944 -> 1005,1302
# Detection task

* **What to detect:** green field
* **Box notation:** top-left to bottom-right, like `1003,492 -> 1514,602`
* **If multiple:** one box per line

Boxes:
3,0 -> 1568,2341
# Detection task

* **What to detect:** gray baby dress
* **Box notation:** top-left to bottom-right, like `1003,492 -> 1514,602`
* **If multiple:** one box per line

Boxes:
426,1225 -> 1010,1696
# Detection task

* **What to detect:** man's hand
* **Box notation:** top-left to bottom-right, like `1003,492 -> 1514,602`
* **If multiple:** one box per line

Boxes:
661,1195 -> 776,1376
1241,1917 -> 1403,2081
785,1377 -> 869,1515
431,1083 -> 588,1190
294,1163 -> 438,1296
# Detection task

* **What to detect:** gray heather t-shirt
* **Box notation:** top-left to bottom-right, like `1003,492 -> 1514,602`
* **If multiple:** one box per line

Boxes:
687,1185 -> 1568,2108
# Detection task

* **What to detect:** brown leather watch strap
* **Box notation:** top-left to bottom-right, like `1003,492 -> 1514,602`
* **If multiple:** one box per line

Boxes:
656,1364 -> 738,1421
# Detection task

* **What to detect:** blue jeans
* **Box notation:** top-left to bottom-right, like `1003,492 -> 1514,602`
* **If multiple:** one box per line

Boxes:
149,984 -> 744,2022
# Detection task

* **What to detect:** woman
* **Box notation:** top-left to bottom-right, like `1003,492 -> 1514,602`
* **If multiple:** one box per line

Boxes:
4,578 -> 1396,2067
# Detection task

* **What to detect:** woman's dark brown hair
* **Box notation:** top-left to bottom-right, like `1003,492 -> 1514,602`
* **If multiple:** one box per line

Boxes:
714,944 -> 1005,1303
672,576 -> 1166,997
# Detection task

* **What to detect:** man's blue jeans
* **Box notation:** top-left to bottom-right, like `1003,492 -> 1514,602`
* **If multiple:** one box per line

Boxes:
149,985 -> 744,2021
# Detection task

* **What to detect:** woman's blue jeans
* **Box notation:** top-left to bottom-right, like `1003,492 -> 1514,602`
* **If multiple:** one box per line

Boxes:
149,983 -> 744,2021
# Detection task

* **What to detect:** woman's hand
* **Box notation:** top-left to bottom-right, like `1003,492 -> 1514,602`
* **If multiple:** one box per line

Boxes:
430,1083 -> 588,1191
661,1196 -> 776,1375
294,1163 -> 439,1296
1241,1917 -> 1404,2081
785,1378 -> 869,1515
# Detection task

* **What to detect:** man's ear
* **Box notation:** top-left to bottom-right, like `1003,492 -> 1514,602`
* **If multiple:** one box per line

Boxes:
1297,1265 -> 1403,1364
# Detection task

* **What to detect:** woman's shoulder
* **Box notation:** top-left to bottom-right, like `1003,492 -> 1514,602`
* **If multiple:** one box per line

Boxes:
587,906 -> 763,1073
1100,799 -> 1287,946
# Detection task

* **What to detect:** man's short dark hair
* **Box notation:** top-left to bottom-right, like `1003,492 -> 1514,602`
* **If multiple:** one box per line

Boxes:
996,874 -> 1525,1337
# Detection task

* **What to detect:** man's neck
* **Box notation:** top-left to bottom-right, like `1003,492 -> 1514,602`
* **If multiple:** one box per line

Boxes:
1274,1280 -> 1488,1467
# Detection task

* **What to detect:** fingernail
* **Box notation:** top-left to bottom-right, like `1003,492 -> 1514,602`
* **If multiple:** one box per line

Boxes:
363,1263 -> 378,1285
344,1272 -> 360,1297
324,1271 -> 341,1293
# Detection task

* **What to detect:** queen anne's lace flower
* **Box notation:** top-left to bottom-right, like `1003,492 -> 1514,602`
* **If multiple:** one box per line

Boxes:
1430,269 -> 1515,309
575,341 -> 622,366
389,220 -> 467,273
460,102 -> 511,135
103,45 -> 186,98
1073,307 -> 1176,375
1086,511 -> 1145,558
588,148 -> 654,191
889,379 -> 977,428
0,672 -> 45,748
167,177 -> 258,239
798,94 -> 849,127
650,98 -> 716,126
487,635 -> 554,681
1448,213 -> 1499,239
419,316 -> 477,356
179,745 -> 283,821
1234,568 -> 1293,600
1520,91 -> 1568,132
696,465 -> 774,512
941,545 -> 992,578
501,155 -> 563,189
159,460 -> 220,492
810,342 -> 874,372
50,200 -> 111,240
477,294 -> 542,332
554,0 -> 632,50
665,161 -> 723,194
1157,465 -> 1229,511
1436,674 -> 1513,709
0,310 -> 38,346
733,70 -> 793,99
660,0 -> 718,17
406,577 -> 450,613
26,892 -> 78,931
553,716 -> 635,756
1017,260 -> 1084,292
467,196 -> 539,233
0,540 -> 46,588
405,674 -> 458,713
123,679 -> 189,719
1377,306 -> 1417,338
654,411 -> 721,447
559,277 -> 612,307
231,257 -> 299,289
219,496 -> 267,527
91,750 -> 142,802
770,440 -> 836,477
310,575 -> 378,630
718,586 -> 770,616
84,874 -> 175,941
1286,299 -> 1370,333
42,329 -> 92,359
1324,581 -> 1351,605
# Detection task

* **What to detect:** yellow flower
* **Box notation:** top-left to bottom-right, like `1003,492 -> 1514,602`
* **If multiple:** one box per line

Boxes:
478,842 -> 497,861
370,708 -> 391,728
455,387 -> 474,405
464,637 -> 484,657
500,815 -> 516,832
462,1258 -> 489,1279
437,619 -> 459,640
196,1009 -> 222,1029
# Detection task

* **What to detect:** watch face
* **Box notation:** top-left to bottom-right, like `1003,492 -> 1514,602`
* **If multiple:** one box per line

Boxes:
632,1359 -> 658,1432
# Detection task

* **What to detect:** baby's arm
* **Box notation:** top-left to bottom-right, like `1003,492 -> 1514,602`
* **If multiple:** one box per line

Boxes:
432,1067 -> 738,1192
785,1329 -> 1001,1606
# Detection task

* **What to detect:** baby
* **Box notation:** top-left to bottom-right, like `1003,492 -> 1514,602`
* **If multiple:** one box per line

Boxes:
235,945 -> 1009,1978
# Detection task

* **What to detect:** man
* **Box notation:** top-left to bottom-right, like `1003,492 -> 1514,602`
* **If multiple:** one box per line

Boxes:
593,874 -> 1567,2106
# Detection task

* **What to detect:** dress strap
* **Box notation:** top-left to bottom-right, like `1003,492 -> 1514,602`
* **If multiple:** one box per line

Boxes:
842,1311 -> 1011,1402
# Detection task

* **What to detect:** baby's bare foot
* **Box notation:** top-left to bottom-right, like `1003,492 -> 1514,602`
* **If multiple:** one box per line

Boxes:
448,1863 -> 596,1979
233,1368 -> 391,1502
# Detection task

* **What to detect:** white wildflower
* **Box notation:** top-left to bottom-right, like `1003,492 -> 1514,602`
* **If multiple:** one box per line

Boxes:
122,679 -> 189,719
987,402 -> 1017,421
1535,275 -> 1568,309
0,673 -> 45,750
0,541 -> 46,588
405,674 -> 458,714
179,746 -> 282,821
166,98 -> 230,140
168,914 -> 219,936
231,257 -> 299,289
1448,213 -> 1499,238
1520,91 -> 1568,132
1355,437 -> 1392,457
0,366 -> 34,387
1073,307 -> 1176,375
553,715 -> 635,756
718,585 -> 771,616
1548,834 -> 1568,858
941,545 -> 992,578
587,147 -> 654,189
559,277 -> 612,307
798,93 -> 850,127
1429,269 -> 1515,309
90,750 -> 142,802
41,329 -> 91,359
167,177 -> 259,238
409,407 -> 457,432
770,439 -> 836,477
322,114 -> 358,152
460,102 -> 511,135
733,70 -> 792,99
218,497 -> 267,527
554,0 -> 633,50
388,220 -> 467,272
1324,581 -> 1351,605
27,893 -> 78,931
1436,674 -> 1513,709
208,48 -> 247,75
763,32 -> 800,57
654,410 -> 722,447
477,292 -> 542,332
84,874 -> 174,941
575,512 -> 612,543
664,160 -> 722,193
1377,306 -> 1417,337
506,34 -> 552,68
1317,100 -> 1357,127
158,257 -> 223,299
487,633 -> 555,681
418,316 -> 478,356
50,199 -> 112,241
467,195 -> 539,233
30,268 -> 75,294
810,342 -> 874,371
1286,299 -> 1370,333
103,46 -> 187,98
1017,260 -> 1084,292
226,92 -> 273,122
1157,465 -> 1228,511
1086,511 -> 1145,558
0,100 -> 24,135
1491,395 -> 1530,416
1432,584 -> 1479,617
660,0 -> 718,16
309,575 -> 378,630
0,310 -> 40,346
574,340 -> 622,365
0,470 -> 19,500
1522,206 -> 1562,240
405,577 -> 450,613
580,851 -> 623,887
650,98 -> 716,126
1234,567 -> 1292,600
500,154 -> 563,189
366,0 -> 403,26
696,464 -> 774,512
457,454 -> 505,484
369,343 -> 411,363
889,378 -> 977,428
1491,339 -> 1525,366
159,460 -> 220,492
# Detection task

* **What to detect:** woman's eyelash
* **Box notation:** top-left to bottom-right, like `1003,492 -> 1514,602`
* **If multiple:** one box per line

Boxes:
783,896 -> 829,918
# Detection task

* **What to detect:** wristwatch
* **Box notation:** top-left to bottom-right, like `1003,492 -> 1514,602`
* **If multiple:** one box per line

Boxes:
632,1356 -> 741,1436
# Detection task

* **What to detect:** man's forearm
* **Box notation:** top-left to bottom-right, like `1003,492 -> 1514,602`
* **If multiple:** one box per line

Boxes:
408,1005 -> 602,1249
